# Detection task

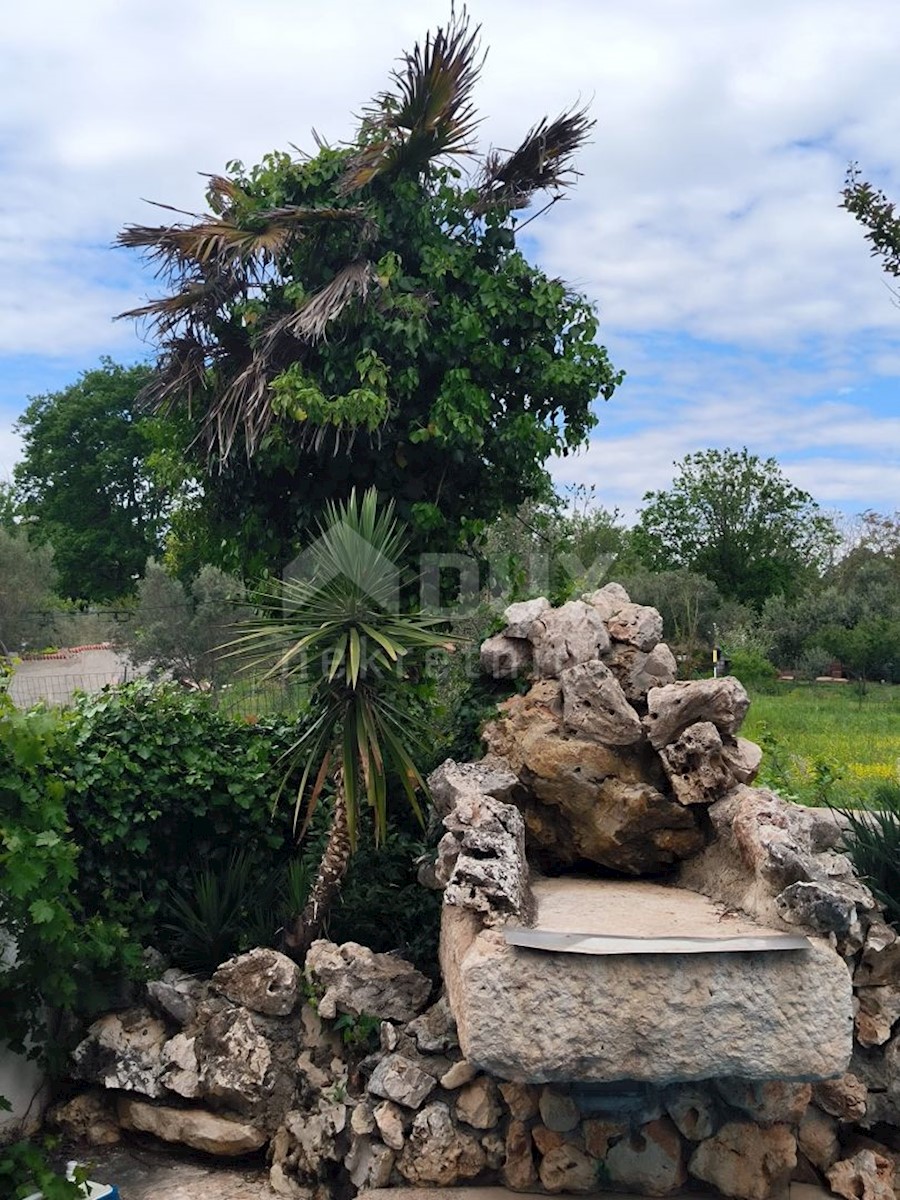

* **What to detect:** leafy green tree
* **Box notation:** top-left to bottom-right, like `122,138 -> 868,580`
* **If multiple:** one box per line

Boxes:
117,12 -> 621,578
820,617 -> 900,689
0,482 -> 20,530
241,488 -> 450,960
0,530 -> 57,653
618,567 -> 735,668
842,166 -> 900,283
128,561 -> 250,688
13,360 -> 170,600
632,448 -> 837,609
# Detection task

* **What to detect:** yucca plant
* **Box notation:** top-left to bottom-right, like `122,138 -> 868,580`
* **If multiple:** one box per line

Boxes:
834,783 -> 900,928
236,487 -> 451,960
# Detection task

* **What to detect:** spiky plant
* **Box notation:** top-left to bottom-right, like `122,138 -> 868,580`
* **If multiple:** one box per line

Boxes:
235,487 -> 450,959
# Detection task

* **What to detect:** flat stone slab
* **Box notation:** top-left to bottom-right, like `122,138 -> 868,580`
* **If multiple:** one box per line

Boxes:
505,878 -> 810,955
441,879 -> 853,1085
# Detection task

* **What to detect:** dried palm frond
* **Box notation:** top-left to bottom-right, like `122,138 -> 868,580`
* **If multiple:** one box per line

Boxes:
340,7 -> 484,192
476,106 -> 595,213
263,260 -> 375,346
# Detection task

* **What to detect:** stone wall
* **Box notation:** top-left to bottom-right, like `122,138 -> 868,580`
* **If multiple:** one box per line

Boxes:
54,584 -> 900,1200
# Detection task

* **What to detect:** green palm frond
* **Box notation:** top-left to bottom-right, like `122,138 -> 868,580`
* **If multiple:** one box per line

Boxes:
476,106 -> 595,213
340,8 -> 484,193
232,488 -> 452,845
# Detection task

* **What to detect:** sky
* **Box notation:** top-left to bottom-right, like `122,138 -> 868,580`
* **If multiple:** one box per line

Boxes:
2,0 -> 900,521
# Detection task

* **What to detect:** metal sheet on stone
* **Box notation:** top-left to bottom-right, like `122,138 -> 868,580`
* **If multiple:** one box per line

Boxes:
504,877 -> 811,956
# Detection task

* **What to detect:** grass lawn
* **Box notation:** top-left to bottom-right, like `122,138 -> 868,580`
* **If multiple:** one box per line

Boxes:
743,681 -> 900,806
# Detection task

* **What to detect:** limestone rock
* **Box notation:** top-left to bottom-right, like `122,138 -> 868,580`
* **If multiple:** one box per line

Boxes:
664,1084 -> 719,1141
405,994 -> 458,1053
396,1101 -> 486,1185
529,601 -> 610,678
856,922 -> 900,986
440,1059 -> 477,1089
455,1076 -> 501,1129
50,1089 -> 121,1146
538,1143 -> 599,1193
351,1101 -> 376,1136
645,677 -> 750,749
117,1096 -> 266,1156
427,757 -> 518,818
856,986 -> 900,1047
583,582 -> 631,621
503,596 -> 550,638
659,721 -> 736,805
583,1118 -> 628,1157
525,774 -> 704,876
373,1100 -> 406,1150
827,1148 -> 895,1200
480,633 -> 531,680
71,1007 -> 168,1098
678,784 -> 877,931
560,660 -> 644,745
212,949 -> 301,1016
798,1106 -> 840,1171
197,1006 -> 276,1116
481,1129 -> 506,1171
688,1120 -> 796,1200
441,903 -> 853,1083
813,1073 -> 868,1121
539,1087 -> 580,1132
532,1125 -> 567,1155
722,737 -> 763,784
306,940 -> 431,1022
607,642 -> 678,704
776,879 -> 875,940
503,1120 -> 538,1190
499,1080 -> 540,1120
436,791 -> 529,921
716,1079 -> 812,1126
147,969 -> 202,1027
344,1136 -> 395,1190
160,1032 -> 200,1099
606,1117 -> 687,1197
606,602 -> 664,652
367,1053 -> 436,1109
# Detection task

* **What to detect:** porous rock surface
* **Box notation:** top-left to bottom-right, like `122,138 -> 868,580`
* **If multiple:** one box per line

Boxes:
440,904 -> 852,1084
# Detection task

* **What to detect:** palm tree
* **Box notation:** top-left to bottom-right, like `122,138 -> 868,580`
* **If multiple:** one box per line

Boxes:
116,8 -> 595,467
238,487 -> 451,960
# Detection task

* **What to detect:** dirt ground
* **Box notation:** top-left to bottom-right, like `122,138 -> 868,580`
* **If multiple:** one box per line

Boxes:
57,1137 -> 278,1200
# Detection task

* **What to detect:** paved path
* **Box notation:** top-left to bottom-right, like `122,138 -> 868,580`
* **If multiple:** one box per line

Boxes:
8,648 -> 139,708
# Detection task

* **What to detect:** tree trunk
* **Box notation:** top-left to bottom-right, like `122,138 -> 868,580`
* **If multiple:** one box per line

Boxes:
282,779 -> 351,962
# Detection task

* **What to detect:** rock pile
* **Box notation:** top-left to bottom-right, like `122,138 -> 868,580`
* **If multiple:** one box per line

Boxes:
477,583 -> 759,876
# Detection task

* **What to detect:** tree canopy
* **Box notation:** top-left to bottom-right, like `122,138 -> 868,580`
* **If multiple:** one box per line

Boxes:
117,11 -> 621,577
631,448 -> 837,609
842,166 -> 900,282
13,360 -> 170,600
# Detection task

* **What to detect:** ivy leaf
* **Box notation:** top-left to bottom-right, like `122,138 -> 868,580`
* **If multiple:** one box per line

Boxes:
29,899 -> 56,924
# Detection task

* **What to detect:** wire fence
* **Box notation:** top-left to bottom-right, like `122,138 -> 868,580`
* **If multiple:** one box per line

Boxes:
8,671 -> 128,709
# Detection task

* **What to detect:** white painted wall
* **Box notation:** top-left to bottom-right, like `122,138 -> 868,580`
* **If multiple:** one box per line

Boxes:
0,1042 -> 47,1140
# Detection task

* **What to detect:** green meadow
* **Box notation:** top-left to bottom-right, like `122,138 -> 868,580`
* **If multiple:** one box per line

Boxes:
743,682 -> 900,807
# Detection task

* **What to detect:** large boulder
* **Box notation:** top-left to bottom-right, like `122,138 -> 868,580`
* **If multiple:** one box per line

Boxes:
117,1096 -> 267,1157
528,600 -> 610,677
441,899 -> 852,1084
560,660 -> 644,745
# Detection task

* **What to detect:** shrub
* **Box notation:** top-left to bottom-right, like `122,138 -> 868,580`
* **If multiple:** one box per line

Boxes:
837,782 -> 900,928
48,680 -> 303,946
727,647 -> 779,692
0,687 -> 141,1065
